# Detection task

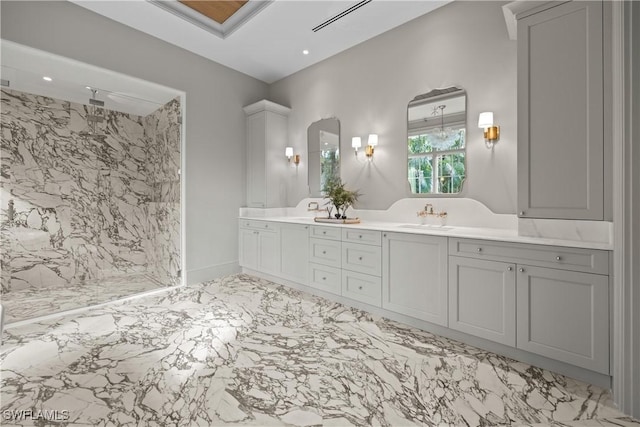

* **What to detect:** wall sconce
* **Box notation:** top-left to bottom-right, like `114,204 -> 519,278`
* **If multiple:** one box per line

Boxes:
352,134 -> 378,160
351,137 -> 362,155
285,146 -> 300,165
365,134 -> 378,158
478,112 -> 500,148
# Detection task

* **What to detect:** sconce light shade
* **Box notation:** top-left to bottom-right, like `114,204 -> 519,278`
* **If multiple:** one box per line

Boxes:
351,137 -> 362,149
478,112 -> 500,148
285,146 -> 293,159
478,112 -> 494,128
367,134 -> 378,147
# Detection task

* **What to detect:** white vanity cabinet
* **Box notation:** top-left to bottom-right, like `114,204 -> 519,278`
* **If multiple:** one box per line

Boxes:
448,256 -> 516,346
517,1 -> 605,220
243,100 -> 291,208
279,223 -> 309,284
449,238 -> 610,374
382,232 -> 448,326
308,225 -> 342,295
341,229 -> 382,307
239,220 -> 279,275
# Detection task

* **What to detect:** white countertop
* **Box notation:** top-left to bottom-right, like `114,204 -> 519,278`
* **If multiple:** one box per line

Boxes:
238,215 -> 613,251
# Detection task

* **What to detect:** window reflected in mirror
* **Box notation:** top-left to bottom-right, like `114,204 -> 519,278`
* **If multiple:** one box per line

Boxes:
308,118 -> 340,197
408,87 -> 466,194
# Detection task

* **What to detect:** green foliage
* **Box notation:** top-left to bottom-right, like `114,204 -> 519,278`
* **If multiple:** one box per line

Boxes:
408,128 -> 466,194
323,177 -> 361,217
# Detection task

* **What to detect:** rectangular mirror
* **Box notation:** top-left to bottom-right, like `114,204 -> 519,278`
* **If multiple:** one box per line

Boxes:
408,87 -> 466,194
308,118 -> 340,197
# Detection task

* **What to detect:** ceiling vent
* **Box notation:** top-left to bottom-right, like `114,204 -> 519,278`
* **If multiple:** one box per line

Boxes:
312,0 -> 372,32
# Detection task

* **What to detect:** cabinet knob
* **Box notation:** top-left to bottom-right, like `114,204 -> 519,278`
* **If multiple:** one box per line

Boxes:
323,231 -> 327,235
358,256 -> 363,261
477,248 -> 482,253
383,233 -> 387,237
358,286 -> 363,290
519,211 -> 525,216
305,226 -> 308,229
322,277 -> 326,281
322,251 -> 326,255
519,268 -> 525,273
507,266 -> 513,271
556,256 -> 562,261
359,235 -> 363,239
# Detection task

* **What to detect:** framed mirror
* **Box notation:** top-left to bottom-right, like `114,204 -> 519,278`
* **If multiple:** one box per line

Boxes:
407,87 -> 466,194
308,118 -> 340,197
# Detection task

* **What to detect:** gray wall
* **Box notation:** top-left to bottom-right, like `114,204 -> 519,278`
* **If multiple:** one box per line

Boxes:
0,1 -> 269,283
269,1 -> 518,213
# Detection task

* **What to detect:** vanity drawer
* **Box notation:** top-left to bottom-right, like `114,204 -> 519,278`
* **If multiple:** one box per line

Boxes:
308,263 -> 341,296
310,225 -> 342,241
342,270 -> 382,307
239,219 -> 278,232
342,242 -> 382,276
449,238 -> 609,275
309,238 -> 341,268
342,229 -> 382,246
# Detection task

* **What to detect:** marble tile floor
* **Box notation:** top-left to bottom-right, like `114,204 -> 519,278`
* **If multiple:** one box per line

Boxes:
1,274 -> 638,426
0,273 -> 169,324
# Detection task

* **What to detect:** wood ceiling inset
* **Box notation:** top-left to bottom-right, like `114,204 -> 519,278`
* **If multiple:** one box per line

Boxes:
179,1 -> 248,25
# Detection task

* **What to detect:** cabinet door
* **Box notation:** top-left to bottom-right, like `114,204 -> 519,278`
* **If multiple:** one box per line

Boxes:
279,224 -> 309,284
257,231 -> 279,275
517,1 -> 604,220
246,113 -> 266,208
239,228 -> 258,269
449,256 -> 516,346
516,265 -> 609,374
382,232 -> 448,326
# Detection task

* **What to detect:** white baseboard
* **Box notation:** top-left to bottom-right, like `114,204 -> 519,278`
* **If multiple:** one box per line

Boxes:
185,261 -> 240,285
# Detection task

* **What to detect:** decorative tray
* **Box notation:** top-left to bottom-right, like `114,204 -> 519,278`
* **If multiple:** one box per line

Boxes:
314,217 -> 361,224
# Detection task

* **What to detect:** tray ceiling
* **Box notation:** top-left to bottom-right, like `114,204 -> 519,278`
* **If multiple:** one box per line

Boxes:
70,0 -> 452,84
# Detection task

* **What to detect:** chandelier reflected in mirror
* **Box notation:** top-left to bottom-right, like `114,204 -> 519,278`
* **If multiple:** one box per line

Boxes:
428,104 -> 458,149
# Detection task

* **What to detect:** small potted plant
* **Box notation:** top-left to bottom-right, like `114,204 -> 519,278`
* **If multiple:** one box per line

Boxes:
323,177 -> 361,219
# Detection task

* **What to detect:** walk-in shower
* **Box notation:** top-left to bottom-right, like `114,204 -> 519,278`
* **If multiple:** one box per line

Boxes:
0,40 -> 185,325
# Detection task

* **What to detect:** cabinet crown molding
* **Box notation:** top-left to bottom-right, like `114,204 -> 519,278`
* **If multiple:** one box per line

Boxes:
243,99 -> 291,116
502,1 -> 570,40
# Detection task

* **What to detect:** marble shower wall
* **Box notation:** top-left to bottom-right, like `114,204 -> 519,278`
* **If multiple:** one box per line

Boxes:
143,97 -> 181,286
0,88 -> 181,294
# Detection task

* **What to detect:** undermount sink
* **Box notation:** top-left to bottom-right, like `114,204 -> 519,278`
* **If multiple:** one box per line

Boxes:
397,224 -> 453,231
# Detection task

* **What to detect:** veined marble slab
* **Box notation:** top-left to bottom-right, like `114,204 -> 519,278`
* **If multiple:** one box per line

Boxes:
1,274 -> 635,426
1,89 -> 181,318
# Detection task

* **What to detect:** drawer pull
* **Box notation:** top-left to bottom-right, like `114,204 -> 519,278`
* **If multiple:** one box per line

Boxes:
556,256 -> 562,261
322,251 -> 326,255
358,286 -> 363,290
477,248 -> 482,253
323,231 -> 327,235
359,235 -> 363,239
322,277 -> 326,281
519,268 -> 525,273
507,266 -> 513,271
358,256 -> 363,261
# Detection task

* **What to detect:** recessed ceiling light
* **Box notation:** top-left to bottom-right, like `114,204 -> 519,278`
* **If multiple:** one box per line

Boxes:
302,50 -> 309,55
42,76 -> 52,82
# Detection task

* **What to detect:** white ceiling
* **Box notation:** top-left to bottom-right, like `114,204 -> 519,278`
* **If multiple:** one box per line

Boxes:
70,0 -> 452,84
1,40 -> 181,116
